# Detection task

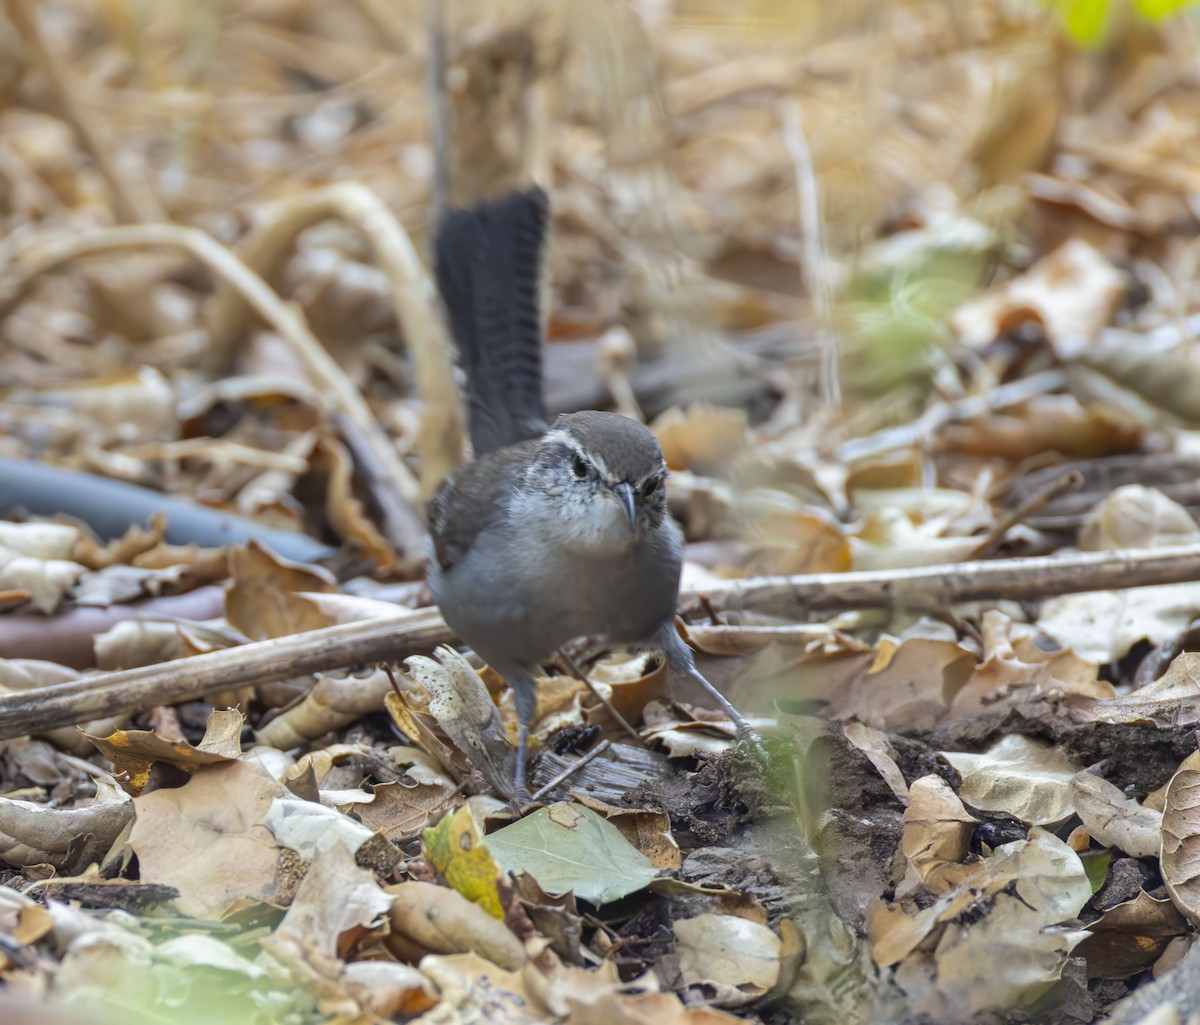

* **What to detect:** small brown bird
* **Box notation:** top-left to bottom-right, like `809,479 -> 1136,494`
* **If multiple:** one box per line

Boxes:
428,187 -> 753,800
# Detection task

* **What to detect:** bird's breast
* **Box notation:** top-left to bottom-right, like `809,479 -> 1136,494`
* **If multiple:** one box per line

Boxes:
432,517 -> 682,667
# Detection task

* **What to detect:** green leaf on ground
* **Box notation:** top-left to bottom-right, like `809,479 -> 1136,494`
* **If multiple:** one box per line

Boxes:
487,802 -> 661,905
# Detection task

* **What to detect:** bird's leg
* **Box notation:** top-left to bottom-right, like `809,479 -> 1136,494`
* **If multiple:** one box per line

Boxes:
507,667 -> 538,806
656,625 -> 764,752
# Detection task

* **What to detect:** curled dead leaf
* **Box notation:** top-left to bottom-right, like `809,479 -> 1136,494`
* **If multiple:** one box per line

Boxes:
0,782 -> 131,870
387,880 -> 526,970
1070,772 -> 1161,858
899,776 -> 978,894
673,913 -> 781,1007
86,708 -> 244,794
406,646 -> 513,799
1161,767 -> 1200,925
255,667 -> 393,749
945,735 -> 1080,827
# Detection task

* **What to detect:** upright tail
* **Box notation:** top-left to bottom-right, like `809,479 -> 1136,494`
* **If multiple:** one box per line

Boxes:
434,187 -> 549,455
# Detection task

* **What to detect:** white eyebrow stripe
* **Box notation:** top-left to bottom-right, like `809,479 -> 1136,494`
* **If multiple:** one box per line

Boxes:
541,428 -> 613,480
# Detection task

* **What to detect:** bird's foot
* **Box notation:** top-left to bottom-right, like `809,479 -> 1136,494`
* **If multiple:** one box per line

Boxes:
508,785 -> 535,817
732,717 -> 771,770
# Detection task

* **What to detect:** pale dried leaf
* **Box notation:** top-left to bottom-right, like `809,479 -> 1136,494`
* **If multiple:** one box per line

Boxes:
1070,772 -> 1162,858
1162,767 -> 1200,925
405,646 -> 512,797
673,914 -> 781,1007
953,239 -> 1124,350
353,780 -> 459,842
944,735 -> 1080,827
255,668 -> 392,748
259,840 -> 400,1016
129,760 -> 287,919
899,776 -> 978,894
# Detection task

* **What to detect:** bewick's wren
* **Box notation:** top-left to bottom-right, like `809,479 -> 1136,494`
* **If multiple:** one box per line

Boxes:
428,187 -> 751,799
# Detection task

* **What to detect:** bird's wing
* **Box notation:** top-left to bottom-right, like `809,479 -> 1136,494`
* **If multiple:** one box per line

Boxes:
426,442 -> 535,572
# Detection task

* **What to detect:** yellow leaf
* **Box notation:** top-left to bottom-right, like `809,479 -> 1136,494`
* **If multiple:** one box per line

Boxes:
423,805 -> 504,918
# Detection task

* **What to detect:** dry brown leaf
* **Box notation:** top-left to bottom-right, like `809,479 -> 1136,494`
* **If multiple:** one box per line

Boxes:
406,647 -> 513,799
941,394 -> 1142,461
1073,323 -> 1200,425
352,780 -> 459,843
412,953 -> 540,1024
0,659 -> 123,754
260,839 -> 412,1017
740,493 -> 851,575
255,667 -> 393,749
225,540 -> 337,640
949,611 -> 1109,716
0,523 -> 86,613
870,828 -> 1090,1017
14,368 -> 178,441
1038,488 -> 1200,663
311,434 -> 397,570
640,702 -> 737,759
0,885 -> 54,972
564,990 -> 746,1025
652,404 -> 748,472
86,708 -> 243,794
511,871 -> 585,965
129,760 -> 288,919
583,652 -> 669,725
67,516 -> 168,570
386,880 -> 526,970
830,636 -> 976,732
1082,485 -> 1200,551
93,616 -> 221,671
1075,890 -> 1189,980
384,695 -> 461,778
843,722 -> 910,804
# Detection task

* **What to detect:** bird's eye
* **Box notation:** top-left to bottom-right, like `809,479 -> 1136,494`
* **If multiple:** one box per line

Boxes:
570,453 -> 589,479
641,475 -> 661,498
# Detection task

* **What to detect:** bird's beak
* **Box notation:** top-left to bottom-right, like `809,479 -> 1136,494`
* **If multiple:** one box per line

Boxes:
614,482 -> 638,530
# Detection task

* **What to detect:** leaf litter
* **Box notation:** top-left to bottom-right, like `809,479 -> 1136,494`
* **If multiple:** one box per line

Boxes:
4,1 -> 1200,1024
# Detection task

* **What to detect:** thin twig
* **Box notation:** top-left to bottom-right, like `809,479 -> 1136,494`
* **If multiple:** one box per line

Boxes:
597,327 -> 645,422
531,740 -> 612,802
383,662 -> 405,702
6,545 -> 1200,739
426,0 -> 451,218
779,98 -> 838,412
970,469 -> 1084,559
697,544 -> 1200,617
556,648 -> 645,745
0,609 -> 452,741
1,0 -> 164,224
0,223 -> 428,567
